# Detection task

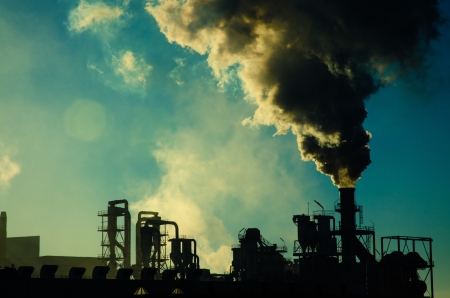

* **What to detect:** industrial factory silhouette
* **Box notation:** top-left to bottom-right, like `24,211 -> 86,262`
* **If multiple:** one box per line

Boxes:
0,188 -> 434,297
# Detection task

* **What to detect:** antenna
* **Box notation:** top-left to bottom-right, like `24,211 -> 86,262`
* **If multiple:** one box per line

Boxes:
308,202 -> 309,216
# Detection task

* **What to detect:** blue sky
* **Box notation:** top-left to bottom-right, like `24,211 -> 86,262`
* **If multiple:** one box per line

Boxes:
0,0 -> 449,295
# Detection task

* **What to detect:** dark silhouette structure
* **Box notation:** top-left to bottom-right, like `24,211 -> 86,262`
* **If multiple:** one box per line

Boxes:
230,228 -> 287,281
0,212 -> 6,265
0,188 -> 435,297
286,188 -> 433,297
98,200 -> 131,273
135,211 -> 161,271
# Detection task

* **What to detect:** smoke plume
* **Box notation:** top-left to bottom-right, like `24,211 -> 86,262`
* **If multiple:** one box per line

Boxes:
146,0 -> 442,187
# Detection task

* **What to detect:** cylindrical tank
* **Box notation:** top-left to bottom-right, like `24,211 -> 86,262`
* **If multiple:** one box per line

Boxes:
181,239 -> 193,267
140,225 -> 158,267
231,247 -> 242,271
107,206 -> 117,263
316,216 -> 331,233
294,215 -> 318,252
170,239 -> 182,268
316,216 -> 335,253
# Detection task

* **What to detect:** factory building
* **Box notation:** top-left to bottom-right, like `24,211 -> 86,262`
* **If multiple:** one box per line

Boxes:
0,188 -> 435,297
0,212 -> 101,277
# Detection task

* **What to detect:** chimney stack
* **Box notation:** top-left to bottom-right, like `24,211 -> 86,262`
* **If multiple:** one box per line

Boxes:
337,188 -> 357,264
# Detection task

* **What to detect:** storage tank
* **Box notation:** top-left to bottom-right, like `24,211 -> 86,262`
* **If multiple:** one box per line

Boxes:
293,215 -> 318,252
169,239 -> 182,269
140,225 -> 159,267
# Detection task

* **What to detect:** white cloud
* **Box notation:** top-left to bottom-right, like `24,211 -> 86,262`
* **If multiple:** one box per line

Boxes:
0,155 -> 20,187
112,50 -> 152,89
68,0 -> 125,33
68,1 -> 152,94
87,63 -> 104,75
130,83 -> 308,273
168,58 -> 186,86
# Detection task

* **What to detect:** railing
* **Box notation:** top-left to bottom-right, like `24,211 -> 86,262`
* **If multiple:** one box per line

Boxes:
293,240 -> 342,254
100,241 -> 125,246
98,254 -> 124,259
356,226 -> 374,231
334,203 -> 360,211
259,236 -> 273,247
98,225 -> 125,231
276,245 -> 288,253
312,210 -> 334,216
180,235 -> 194,239
238,229 -> 246,241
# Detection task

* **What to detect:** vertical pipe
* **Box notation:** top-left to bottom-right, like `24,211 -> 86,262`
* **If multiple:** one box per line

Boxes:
108,200 -> 131,268
0,212 -> 6,263
136,220 -> 140,268
107,204 -> 117,268
192,239 -> 199,268
373,231 -> 376,260
430,239 -> 434,298
124,207 -> 131,268
339,188 -> 356,265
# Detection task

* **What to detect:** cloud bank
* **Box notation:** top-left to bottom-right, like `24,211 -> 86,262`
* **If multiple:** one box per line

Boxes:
146,0 -> 442,187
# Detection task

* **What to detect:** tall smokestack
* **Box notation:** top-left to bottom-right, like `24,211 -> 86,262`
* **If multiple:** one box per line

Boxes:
338,188 -> 357,264
339,188 -> 356,231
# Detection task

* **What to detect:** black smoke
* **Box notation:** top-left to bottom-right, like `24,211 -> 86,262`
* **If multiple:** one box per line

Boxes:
147,0 -> 443,186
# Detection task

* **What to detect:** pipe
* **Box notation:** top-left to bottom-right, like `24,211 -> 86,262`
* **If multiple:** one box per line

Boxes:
196,255 -> 200,269
138,211 -> 158,221
192,239 -> 199,269
145,219 -> 179,239
108,200 -> 131,268
145,219 -> 179,274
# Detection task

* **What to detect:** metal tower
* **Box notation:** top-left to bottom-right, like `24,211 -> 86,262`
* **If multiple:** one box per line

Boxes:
98,200 -> 131,273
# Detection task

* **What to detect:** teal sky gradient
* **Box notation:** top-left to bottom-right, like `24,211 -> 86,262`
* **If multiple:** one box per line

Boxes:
0,0 -> 449,295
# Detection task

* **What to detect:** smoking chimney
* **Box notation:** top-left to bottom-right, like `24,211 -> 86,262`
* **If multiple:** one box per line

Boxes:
339,188 -> 356,232
337,188 -> 358,264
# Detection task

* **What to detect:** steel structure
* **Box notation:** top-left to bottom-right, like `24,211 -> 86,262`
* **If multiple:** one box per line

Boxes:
135,211 -> 163,271
230,228 -> 287,281
0,187 -> 438,296
381,236 -> 434,298
135,216 -> 180,276
98,200 -> 131,273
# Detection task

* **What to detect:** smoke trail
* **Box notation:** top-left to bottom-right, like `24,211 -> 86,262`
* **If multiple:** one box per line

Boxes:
146,0 -> 442,187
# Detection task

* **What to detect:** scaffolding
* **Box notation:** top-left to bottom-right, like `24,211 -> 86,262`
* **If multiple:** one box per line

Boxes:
381,236 -> 434,298
98,200 -> 131,274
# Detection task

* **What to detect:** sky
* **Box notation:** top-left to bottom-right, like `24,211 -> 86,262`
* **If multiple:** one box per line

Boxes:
0,0 -> 449,295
